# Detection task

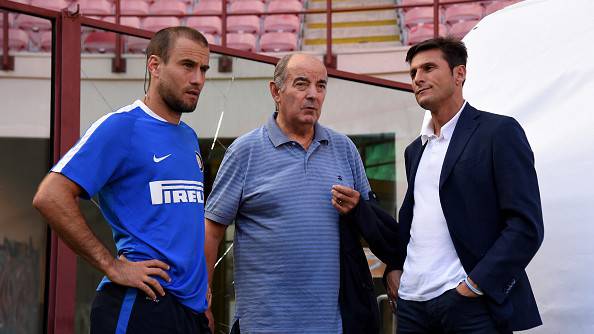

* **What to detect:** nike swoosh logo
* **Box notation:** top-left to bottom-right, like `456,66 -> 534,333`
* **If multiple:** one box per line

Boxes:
153,154 -> 172,163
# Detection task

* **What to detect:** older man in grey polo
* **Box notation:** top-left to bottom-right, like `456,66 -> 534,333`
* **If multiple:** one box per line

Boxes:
204,54 -> 371,333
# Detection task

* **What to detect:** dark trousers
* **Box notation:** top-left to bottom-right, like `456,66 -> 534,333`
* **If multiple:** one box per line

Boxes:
397,288 -> 508,334
90,283 -> 211,334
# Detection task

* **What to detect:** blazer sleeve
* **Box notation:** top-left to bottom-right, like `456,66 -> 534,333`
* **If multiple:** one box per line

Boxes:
469,118 -> 544,304
346,195 -> 401,267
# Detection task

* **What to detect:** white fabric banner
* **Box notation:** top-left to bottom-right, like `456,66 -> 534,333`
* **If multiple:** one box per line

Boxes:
459,0 -> 594,332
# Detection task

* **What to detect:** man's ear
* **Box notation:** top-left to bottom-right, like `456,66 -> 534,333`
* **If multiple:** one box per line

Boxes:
455,64 -> 466,86
147,55 -> 161,79
269,81 -> 281,105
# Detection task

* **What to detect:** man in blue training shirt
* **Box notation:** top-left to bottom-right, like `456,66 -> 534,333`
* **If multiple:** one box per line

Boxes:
204,53 -> 371,333
33,27 -> 212,334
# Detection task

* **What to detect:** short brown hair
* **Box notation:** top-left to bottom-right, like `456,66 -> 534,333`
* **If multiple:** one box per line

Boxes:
146,26 -> 208,64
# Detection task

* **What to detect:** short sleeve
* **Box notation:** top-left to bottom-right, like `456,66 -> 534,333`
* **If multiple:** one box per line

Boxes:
52,113 -> 130,199
205,147 -> 247,225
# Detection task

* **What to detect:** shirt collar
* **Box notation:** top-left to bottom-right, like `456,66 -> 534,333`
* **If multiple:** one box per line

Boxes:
135,99 -> 180,125
420,101 -> 467,145
266,112 -> 329,147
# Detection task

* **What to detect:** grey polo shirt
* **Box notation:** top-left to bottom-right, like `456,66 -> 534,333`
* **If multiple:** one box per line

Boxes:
205,112 -> 371,333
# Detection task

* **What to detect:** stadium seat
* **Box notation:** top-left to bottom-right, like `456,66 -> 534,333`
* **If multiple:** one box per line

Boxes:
149,0 -> 187,16
448,19 -> 479,39
225,32 -> 257,51
77,0 -> 113,15
0,13 -> 15,28
260,31 -> 297,52
39,30 -> 52,51
120,0 -> 149,16
126,36 -> 149,53
15,15 -> 51,32
186,16 -> 222,35
0,28 -> 29,50
485,0 -> 516,16
227,15 -> 260,34
83,31 -> 116,53
444,4 -> 483,23
407,23 -> 446,45
401,0 -> 432,12
267,0 -> 302,14
14,0 -> 67,33
230,1 -> 265,15
193,0 -> 222,15
403,7 -> 437,27
119,16 -> 142,28
263,14 -> 299,33
31,0 -> 69,11
203,32 -> 216,45
142,17 -> 181,32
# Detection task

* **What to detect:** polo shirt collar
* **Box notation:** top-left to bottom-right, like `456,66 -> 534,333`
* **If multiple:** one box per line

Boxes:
266,112 -> 329,147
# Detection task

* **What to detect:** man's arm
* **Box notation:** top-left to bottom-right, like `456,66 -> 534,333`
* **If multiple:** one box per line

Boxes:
204,218 -> 227,288
32,172 -> 171,300
468,119 -> 544,304
203,218 -> 227,333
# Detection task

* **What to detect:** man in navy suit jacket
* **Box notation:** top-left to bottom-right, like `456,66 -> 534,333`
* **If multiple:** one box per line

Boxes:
383,37 -> 544,333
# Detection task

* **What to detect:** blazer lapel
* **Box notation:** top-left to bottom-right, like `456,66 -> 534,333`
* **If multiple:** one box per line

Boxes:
439,104 -> 480,189
409,139 -> 427,189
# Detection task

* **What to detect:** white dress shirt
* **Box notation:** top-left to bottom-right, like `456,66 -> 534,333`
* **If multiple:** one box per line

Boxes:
399,101 -> 468,301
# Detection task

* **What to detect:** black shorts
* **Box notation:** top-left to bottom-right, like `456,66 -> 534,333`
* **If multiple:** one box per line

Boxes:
90,283 -> 211,334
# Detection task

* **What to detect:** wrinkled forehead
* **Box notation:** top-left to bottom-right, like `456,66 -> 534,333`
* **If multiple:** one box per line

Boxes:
287,56 -> 328,82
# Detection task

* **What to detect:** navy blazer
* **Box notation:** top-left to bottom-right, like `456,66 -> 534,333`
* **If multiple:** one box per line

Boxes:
389,103 -> 544,331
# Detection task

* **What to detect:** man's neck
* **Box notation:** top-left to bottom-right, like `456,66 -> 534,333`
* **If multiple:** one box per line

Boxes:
276,114 -> 315,150
430,97 -> 464,137
143,94 -> 181,125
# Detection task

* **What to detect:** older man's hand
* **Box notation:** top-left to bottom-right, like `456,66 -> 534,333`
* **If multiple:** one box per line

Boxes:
331,185 -> 360,215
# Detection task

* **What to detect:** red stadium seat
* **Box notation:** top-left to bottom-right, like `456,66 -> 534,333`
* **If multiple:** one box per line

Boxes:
0,13 -> 16,28
39,30 -> 52,51
230,1 -> 265,15
31,0 -> 70,10
193,0 -> 222,15
77,0 -> 113,15
267,0 -> 302,13
186,16 -> 222,35
120,0 -> 149,16
448,19 -> 479,39
126,36 -> 149,53
485,0 -> 517,16
263,14 -> 299,33
403,7 -> 437,27
142,17 -> 181,32
149,0 -> 187,16
15,0 -> 70,31
225,32 -> 257,51
0,28 -> 29,50
407,23 -> 446,45
15,13 -> 52,31
227,15 -> 260,34
401,0 -> 432,12
260,32 -> 297,52
203,32 -> 216,45
444,4 -> 483,24
83,31 -> 116,53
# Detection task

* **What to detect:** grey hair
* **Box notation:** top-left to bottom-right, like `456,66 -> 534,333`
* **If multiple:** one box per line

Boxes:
272,54 -> 295,91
